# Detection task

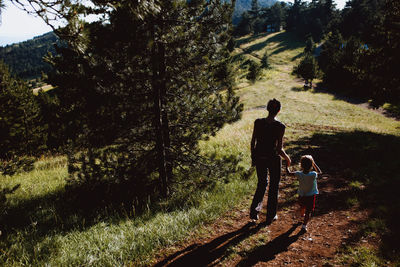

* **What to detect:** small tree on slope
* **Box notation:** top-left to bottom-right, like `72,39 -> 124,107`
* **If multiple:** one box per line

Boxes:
294,53 -> 318,88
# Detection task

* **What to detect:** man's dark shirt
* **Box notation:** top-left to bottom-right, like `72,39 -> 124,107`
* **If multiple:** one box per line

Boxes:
253,118 -> 285,159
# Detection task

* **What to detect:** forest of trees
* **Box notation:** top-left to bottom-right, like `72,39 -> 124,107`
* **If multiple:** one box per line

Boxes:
0,32 -> 59,79
233,0 -> 277,24
234,0 -> 399,107
318,0 -> 400,106
1,0 -> 244,208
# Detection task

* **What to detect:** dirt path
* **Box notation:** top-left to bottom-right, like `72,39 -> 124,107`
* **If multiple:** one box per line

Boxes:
153,174 -> 369,266
153,35 -> 374,267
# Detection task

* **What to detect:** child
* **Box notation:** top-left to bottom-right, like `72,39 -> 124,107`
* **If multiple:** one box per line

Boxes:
286,155 -> 322,232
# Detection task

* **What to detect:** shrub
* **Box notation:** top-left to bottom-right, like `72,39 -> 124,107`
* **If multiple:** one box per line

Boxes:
293,53 -> 318,87
246,60 -> 262,83
260,52 -> 270,69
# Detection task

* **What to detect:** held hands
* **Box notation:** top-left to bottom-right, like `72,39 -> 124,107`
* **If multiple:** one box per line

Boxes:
286,157 -> 291,167
285,164 -> 295,176
285,156 -> 292,175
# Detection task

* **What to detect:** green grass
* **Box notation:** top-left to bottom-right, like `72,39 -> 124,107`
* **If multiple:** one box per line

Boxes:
1,169 -> 255,266
1,31 -> 400,265
382,102 -> 400,117
338,246 -> 384,267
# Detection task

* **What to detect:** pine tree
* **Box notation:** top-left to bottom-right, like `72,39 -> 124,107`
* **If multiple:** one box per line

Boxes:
227,37 -> 236,52
261,51 -> 270,69
234,11 -> 253,36
318,31 -> 344,85
269,2 -> 286,31
47,0 -> 243,199
304,36 -> 315,54
0,61 -> 45,159
363,0 -> 400,105
246,60 -> 262,83
294,53 -> 318,88
249,0 -> 260,18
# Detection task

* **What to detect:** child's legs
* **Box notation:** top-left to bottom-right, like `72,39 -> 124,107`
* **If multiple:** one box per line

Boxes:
298,205 -> 306,217
297,196 -> 306,217
303,211 -> 311,225
303,195 -> 316,225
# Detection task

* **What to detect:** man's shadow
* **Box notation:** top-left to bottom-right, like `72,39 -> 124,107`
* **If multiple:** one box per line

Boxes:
236,223 -> 304,266
154,222 -> 267,266
155,222 -> 304,266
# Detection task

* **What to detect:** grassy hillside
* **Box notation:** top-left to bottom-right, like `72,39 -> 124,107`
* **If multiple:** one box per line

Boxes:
1,31 -> 399,266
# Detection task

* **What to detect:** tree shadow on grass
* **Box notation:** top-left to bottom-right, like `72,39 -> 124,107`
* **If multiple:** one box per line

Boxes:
291,86 -> 309,92
290,82 -> 368,105
1,178 -> 156,231
0,177 -> 161,262
154,222 -> 268,267
291,52 -> 304,61
267,32 -> 304,57
296,82 -> 400,120
234,31 -> 304,61
246,31 -> 304,57
235,33 -> 270,47
285,130 -> 400,261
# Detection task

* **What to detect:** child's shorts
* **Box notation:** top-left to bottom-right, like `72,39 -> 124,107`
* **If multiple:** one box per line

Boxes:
298,195 -> 316,213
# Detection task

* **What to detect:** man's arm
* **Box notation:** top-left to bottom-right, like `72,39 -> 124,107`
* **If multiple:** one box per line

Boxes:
286,166 -> 296,176
277,126 -> 291,166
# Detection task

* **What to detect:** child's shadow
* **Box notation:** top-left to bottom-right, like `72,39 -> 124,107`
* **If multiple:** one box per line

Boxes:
154,222 -> 265,266
236,223 -> 304,266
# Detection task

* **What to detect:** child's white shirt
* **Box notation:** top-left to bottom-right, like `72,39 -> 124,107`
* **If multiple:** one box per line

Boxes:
295,171 -> 318,196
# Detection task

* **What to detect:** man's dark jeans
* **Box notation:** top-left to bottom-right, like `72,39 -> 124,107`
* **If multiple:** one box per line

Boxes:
250,155 -> 281,220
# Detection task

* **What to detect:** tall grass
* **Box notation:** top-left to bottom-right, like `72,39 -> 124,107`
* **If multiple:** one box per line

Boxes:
1,160 -> 255,266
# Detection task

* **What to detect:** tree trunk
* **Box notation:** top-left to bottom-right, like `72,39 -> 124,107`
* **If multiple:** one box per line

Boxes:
151,25 -> 172,197
158,42 -> 173,185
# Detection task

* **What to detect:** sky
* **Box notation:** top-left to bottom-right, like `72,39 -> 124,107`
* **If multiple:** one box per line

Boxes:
0,2 -> 54,46
0,0 -> 349,47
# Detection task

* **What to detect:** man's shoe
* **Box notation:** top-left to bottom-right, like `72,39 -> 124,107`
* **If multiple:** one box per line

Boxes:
250,214 -> 259,224
265,215 -> 278,225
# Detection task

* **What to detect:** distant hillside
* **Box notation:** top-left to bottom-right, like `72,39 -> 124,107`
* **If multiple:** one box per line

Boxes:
0,1 -> 274,79
233,0 -> 276,24
0,32 -> 59,80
